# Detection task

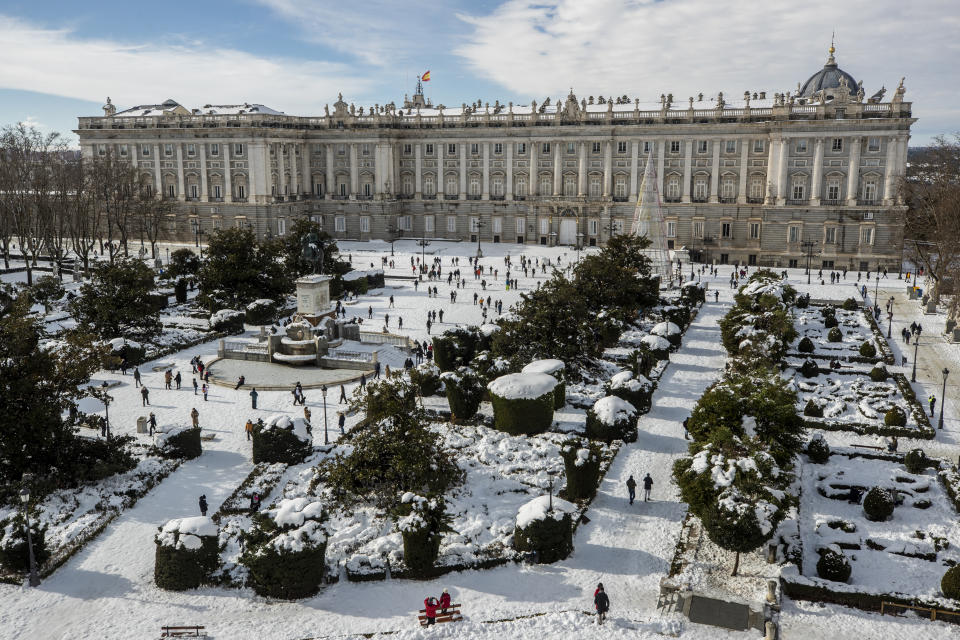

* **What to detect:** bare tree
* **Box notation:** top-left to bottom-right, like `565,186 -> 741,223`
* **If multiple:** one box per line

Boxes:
89,151 -> 138,263
136,179 -> 172,259
66,155 -> 101,277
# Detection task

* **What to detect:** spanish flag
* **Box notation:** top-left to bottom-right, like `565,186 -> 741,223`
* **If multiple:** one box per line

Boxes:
421,70 -> 431,82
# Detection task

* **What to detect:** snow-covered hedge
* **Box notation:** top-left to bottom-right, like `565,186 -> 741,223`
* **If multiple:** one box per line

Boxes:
585,395 -> 638,443
154,516 -> 219,591
521,359 -> 566,409
513,495 -> 575,564
606,370 -> 653,413
244,298 -> 277,325
252,416 -> 312,465
241,498 -> 327,599
680,282 -> 706,305
397,493 -> 445,579
561,440 -> 603,500
440,367 -> 484,422
155,425 -> 202,460
107,338 -> 147,366
650,321 -> 682,348
409,362 -> 443,396
0,513 -> 49,574
433,327 -> 480,372
487,373 -> 557,436
210,308 -> 244,333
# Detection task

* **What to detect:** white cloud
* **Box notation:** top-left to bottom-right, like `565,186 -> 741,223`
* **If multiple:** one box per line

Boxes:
455,0 -> 960,141
0,15 -> 371,115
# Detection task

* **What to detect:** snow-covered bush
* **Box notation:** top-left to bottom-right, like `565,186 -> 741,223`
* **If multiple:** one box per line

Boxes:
805,433 -> 831,463
561,440 -> 603,500
680,282 -> 706,305
108,338 -> 147,367
487,373 -> 557,435
244,298 -> 277,326
408,362 -> 443,396
651,321 -> 683,348
252,415 -> 312,465
154,516 -> 219,591
795,294 -> 810,309
842,298 -> 859,311
607,370 -> 653,413
639,334 -> 672,359
904,448 -> 928,474
797,336 -> 815,353
470,350 -> 513,387
440,367 -> 484,422
859,341 -> 877,358
663,305 -> 692,330
513,495 -> 575,564
363,377 -> 418,423
884,406 -> 907,427
942,565 -> 960,600
521,359 -> 566,409
586,396 -> 638,443
155,425 -> 202,460
210,308 -> 244,333
869,365 -> 889,382
174,278 -> 188,304
241,498 -> 327,599
800,359 -> 820,378
827,327 -> 843,342
803,399 -> 825,418
397,494 -> 446,578
816,547 -> 852,583
0,513 -> 49,574
863,487 -> 896,522
432,327 -> 480,372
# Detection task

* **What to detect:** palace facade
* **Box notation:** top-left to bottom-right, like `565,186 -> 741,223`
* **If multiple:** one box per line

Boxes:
76,47 -> 914,270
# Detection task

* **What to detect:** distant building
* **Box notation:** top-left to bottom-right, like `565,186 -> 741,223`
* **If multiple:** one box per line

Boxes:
76,46 -> 913,270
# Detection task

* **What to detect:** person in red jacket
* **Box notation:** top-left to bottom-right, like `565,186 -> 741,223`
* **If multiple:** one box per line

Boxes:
439,588 -> 451,612
423,596 -> 439,626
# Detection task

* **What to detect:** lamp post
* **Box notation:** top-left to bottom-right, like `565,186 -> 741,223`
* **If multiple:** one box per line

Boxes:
192,219 -> 200,247
801,240 -> 815,285
911,337 -> 920,383
874,273 -> 880,306
940,368 -> 949,430
165,247 -> 170,264
887,310 -> 893,339
575,233 -> 584,265
420,237 -> 430,266
475,220 -> 485,258
19,485 -> 40,587
321,385 -> 329,445
101,381 -> 111,440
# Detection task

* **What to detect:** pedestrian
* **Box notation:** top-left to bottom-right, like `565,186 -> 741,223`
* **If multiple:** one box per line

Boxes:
339,384 -> 347,403
426,318 -> 432,334
398,316 -> 403,330
191,407 -> 199,428
714,290 -> 719,302
249,492 -> 261,513
374,361 -> 381,379
164,369 -> 172,390
682,417 -> 690,440
133,367 -> 141,387
148,412 -> 157,436
389,295 -> 395,308
916,323 -> 923,337
360,373 -> 367,389
304,406 -> 312,423
368,305 -> 373,319
245,419 -> 254,441
250,387 -> 259,409
385,313 -> 390,327
141,386 -> 150,406
175,371 -> 182,390
338,411 -> 346,434
643,473 -> 653,501
235,375 -> 245,390
202,383 -> 208,401
423,596 -> 439,626
204,370 -> 211,383
439,309 -> 444,323
626,475 -> 637,505
930,395 -> 937,417
198,495 -> 208,517
594,583 -> 610,625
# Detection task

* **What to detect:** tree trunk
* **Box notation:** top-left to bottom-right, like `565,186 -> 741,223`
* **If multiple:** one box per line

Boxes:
731,551 -> 741,577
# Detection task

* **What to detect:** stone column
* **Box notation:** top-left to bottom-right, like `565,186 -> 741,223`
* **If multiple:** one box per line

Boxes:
415,142 -> 423,198
709,139 -> 721,203
349,143 -> 358,198
175,144 -> 186,201
530,141 -> 539,196
278,142 -> 287,197
656,139 -> 665,197
811,138 -> 824,205
603,140 -> 612,197
553,142 -> 562,196
764,138 -> 779,204
301,143 -> 311,195
459,142 -> 467,200
199,143 -> 209,202
482,142 -> 490,199
882,136 -> 898,205
681,139 -> 693,203
325,145 -> 334,199
437,141 -> 445,197
846,137 -> 861,205
629,140 -> 639,199
506,141 -> 514,200
895,135 -> 909,203
223,143 -> 232,202
578,142 -> 586,196
153,144 -> 162,196
737,140 -> 749,204
777,139 -> 789,205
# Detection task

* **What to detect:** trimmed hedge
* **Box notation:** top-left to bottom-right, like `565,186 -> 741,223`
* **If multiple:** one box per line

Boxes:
561,442 -> 603,500
398,499 -> 446,579
806,434 -> 831,463
827,327 -> 843,342
154,528 -> 219,591
804,399 -> 825,418
800,359 -> 821,378
816,548 -> 851,583
244,299 -> 278,325
869,366 -> 889,382
863,487 -> 896,522
904,448 -> 928,474
432,327 -> 479,372
252,419 -> 312,465
158,427 -> 202,460
521,360 -> 567,409
513,509 -> 573,564
440,367 -> 484,422
859,341 -> 877,358
884,407 -> 907,427
585,396 -> 638,443
0,514 -> 49,574
797,336 -> 815,353
824,315 -> 839,329
943,566 -> 960,600
243,541 -> 327,599
409,363 -> 443,396
487,374 -> 557,436
842,298 -> 859,311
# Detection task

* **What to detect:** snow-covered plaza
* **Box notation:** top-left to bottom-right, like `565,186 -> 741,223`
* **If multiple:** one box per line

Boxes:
0,239 -> 957,640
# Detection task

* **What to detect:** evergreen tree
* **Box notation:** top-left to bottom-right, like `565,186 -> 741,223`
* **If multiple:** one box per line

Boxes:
279,218 -> 349,278
166,248 -> 201,279
573,234 -> 658,321
197,228 -> 288,311
70,257 -> 161,341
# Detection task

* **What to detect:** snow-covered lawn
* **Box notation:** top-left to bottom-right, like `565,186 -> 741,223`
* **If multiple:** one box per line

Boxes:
791,306 -> 881,361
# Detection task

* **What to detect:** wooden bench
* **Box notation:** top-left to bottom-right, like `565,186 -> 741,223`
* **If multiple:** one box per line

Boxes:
417,603 -> 463,626
160,626 -> 206,637
850,444 -> 885,451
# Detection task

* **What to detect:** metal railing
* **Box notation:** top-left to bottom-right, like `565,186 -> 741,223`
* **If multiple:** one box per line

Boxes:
360,331 -> 410,347
326,349 -> 374,362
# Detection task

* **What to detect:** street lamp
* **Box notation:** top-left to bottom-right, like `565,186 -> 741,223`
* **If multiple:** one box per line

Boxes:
911,337 -> 920,383
419,237 -> 431,266
101,381 -> 112,440
192,219 -> 200,247
887,310 -> 893,339
19,484 -> 40,587
475,220 -> 486,258
801,240 -> 815,285
940,368 -> 950,430
321,385 -> 329,445
874,273 -> 880,305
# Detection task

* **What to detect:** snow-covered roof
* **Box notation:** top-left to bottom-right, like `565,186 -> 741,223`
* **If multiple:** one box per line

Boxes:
194,103 -> 285,116
487,372 -> 558,400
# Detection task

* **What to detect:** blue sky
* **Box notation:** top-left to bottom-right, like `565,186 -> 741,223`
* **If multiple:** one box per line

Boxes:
1,0 -> 956,146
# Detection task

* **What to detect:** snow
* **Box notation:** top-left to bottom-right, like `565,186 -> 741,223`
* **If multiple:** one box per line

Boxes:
154,423 -> 193,448
592,395 -> 637,425
157,516 -> 218,549
521,359 -> 566,376
343,268 -> 384,281
515,495 -> 577,529
245,298 -> 274,310
210,308 -> 243,324
650,321 -> 681,337
487,372 -> 558,400
271,352 -> 317,363
107,337 -> 142,351
609,370 -> 651,392
270,497 -> 324,528
639,334 -> 671,350
262,414 -> 311,442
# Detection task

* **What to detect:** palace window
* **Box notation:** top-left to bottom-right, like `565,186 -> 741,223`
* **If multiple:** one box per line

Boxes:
187,144 -> 195,156
614,176 -> 627,198
399,215 -> 412,231
277,218 -> 287,236
403,144 -> 412,155
469,177 -> 480,196
788,225 -> 801,243
795,139 -> 808,153
424,175 -> 436,196
692,220 -> 704,239
792,178 -> 806,200
447,216 -> 457,232
361,144 -> 370,156
725,140 -> 736,153
470,217 -> 479,233
492,176 -> 505,197
868,137 -> 881,152
721,222 -> 732,238
831,138 -> 843,152
234,143 -> 244,156
516,217 -> 526,234
190,184 -> 198,199
211,143 -> 219,156
141,145 -> 150,156
338,182 -> 347,197
426,143 -> 434,155
862,177 -> 878,201
825,227 -> 837,244
563,175 -> 576,196
670,141 -> 681,154
363,182 -> 372,197
540,176 -> 552,194
827,180 -> 841,201
721,178 -> 735,199
753,140 -> 765,153
213,185 -> 222,199
693,178 -> 707,200
516,142 -> 526,154
749,177 -> 764,199
119,144 -> 127,156
236,184 -> 246,199
494,143 -> 503,155
335,216 -> 345,232
515,176 -> 527,196
860,226 -> 874,245
697,140 -> 708,154
447,143 -> 456,155
165,144 -> 173,156
493,217 -> 502,233
589,177 -> 601,197
446,175 -> 457,194
666,221 -> 676,238
567,142 -> 576,154
643,141 -> 652,153
402,176 -> 414,196
612,219 -> 624,234
592,142 -> 601,154
542,142 -> 551,154
666,176 -> 680,198
425,215 -> 435,232
749,222 -> 760,240
589,219 -> 599,236
471,143 -> 479,155
540,218 -> 549,235
360,216 -> 370,233
617,141 -> 627,154
337,144 -> 345,155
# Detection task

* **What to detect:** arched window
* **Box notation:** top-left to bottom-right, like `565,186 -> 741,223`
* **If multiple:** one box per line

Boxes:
446,175 -> 458,195
402,175 -> 414,196
492,176 -> 504,197
791,175 -> 807,201
748,176 -> 764,199
469,176 -> 481,196
539,175 -> 552,195
423,175 -> 436,196
721,177 -> 736,199
666,175 -> 680,199
693,176 -> 708,201
614,176 -> 626,198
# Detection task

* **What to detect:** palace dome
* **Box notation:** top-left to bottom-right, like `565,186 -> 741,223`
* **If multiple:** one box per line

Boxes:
799,46 -> 857,100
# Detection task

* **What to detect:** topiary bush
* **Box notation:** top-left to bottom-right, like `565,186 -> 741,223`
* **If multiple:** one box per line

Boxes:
241,498 -> 327,599
244,298 -> 278,325
440,367 -> 485,422
408,362 -> 443,396
806,433 -> 831,463
795,294 -> 810,309
863,487 -> 896,522
607,370 -> 653,412
827,327 -> 843,342
252,416 -> 312,465
904,448 -> 928,474
824,315 -> 839,329
470,350 -> 512,387
664,305 -> 692,330
156,425 -> 203,460
486,373 -> 557,435
884,406 -> 907,427
561,440 -> 603,501
680,283 -> 706,306
397,495 -> 447,579
842,298 -> 859,311
859,341 -> 877,358
797,336 -> 815,353
586,396 -> 639,443
154,516 -> 219,591
869,366 -> 889,382
800,359 -> 821,378
513,495 -> 575,564
942,565 -> 960,600
804,399 -> 825,418
210,308 -> 245,333
816,548 -> 852,583
174,278 -> 188,304
432,327 -> 480,372
521,359 -> 566,409
0,513 -> 49,574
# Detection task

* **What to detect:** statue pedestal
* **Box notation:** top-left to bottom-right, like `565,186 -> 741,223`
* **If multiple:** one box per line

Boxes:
296,275 -> 334,325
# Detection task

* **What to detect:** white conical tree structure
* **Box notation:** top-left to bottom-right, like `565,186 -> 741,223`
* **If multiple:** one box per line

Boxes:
630,150 -> 673,286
